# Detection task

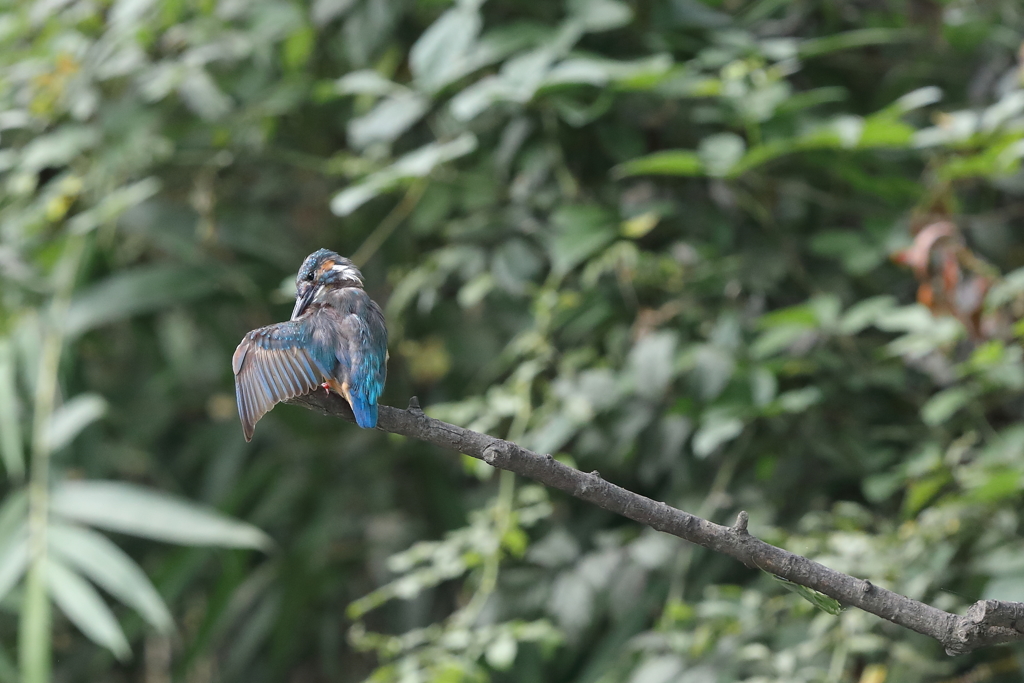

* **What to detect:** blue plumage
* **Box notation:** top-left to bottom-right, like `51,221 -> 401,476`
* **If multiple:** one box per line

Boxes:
233,250 -> 388,440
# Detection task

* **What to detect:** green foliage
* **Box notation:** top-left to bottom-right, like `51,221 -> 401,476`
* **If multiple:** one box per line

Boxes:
4,0 -> 1024,681
767,573 -> 843,616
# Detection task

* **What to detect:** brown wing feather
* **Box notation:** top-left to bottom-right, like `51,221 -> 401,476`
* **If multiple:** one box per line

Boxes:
233,324 -> 324,441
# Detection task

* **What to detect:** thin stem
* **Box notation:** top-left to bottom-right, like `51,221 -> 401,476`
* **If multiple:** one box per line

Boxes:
452,374 -> 535,631
826,637 -> 849,682
350,180 -> 427,268
20,234 -> 86,683
659,444 -> 743,627
455,468 -> 517,631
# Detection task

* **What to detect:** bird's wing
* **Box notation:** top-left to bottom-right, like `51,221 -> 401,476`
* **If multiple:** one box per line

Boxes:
232,321 -> 324,441
337,297 -> 388,428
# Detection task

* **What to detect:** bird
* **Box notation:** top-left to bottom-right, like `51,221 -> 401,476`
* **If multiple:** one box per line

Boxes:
232,249 -> 388,441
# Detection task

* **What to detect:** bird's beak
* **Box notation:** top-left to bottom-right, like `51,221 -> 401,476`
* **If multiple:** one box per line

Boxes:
291,283 -> 316,320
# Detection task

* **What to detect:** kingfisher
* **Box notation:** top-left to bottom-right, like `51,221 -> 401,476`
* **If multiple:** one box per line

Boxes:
232,249 -> 388,441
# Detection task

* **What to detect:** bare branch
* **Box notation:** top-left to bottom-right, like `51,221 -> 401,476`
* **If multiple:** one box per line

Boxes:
288,392 -> 1024,656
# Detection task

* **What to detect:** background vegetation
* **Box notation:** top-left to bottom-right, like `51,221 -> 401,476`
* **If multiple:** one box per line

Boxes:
3,0 -> 1024,681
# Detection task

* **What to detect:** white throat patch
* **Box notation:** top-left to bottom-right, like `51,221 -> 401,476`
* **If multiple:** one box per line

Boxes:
331,263 -> 362,285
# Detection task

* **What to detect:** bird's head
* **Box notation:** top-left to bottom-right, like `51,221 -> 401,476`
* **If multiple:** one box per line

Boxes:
291,249 -> 364,320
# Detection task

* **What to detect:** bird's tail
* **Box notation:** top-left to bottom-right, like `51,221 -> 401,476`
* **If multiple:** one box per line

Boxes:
349,395 -> 378,429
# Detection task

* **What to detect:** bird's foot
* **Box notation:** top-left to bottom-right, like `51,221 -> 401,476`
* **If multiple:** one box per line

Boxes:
321,382 -> 331,394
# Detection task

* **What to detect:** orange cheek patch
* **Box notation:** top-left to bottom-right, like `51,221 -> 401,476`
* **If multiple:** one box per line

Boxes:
318,260 -> 335,277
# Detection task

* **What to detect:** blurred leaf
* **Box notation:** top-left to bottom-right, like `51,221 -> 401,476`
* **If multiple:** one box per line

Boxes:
51,480 -> 271,549
568,0 -> 633,32
966,467 -> 1022,504
886,317 -> 965,359
987,266 -> 1024,308
49,524 -> 173,633
776,387 -> 822,413
750,326 -> 809,359
893,86 -> 943,113
839,296 -> 897,335
178,68 -> 231,120
921,387 -> 974,427
47,394 -> 107,452
690,344 -> 735,399
614,150 -> 704,177
799,28 -> 915,59
547,204 -> 617,276
863,471 -> 903,503
484,633 -> 517,670
758,303 -> 818,329
65,265 -> 222,336
768,573 -> 842,615
810,230 -> 884,276
858,114 -> 914,148
749,367 -> 777,407
283,26 -> 315,69
629,331 -> 678,399
347,92 -> 429,149
20,126 -> 100,171
903,471 -> 952,515
699,133 -> 746,177
449,41 -> 564,121
621,212 -> 659,238
0,490 -> 27,549
0,341 -> 24,481
331,134 -> 478,215
628,655 -> 683,683
545,54 -> 672,90
0,531 -> 27,604
692,412 -> 743,458
450,75 -> 519,121
311,0 -> 355,25
874,305 -> 938,333
45,559 -> 130,660
410,1 -> 483,92
67,178 -> 161,235
335,70 -> 404,97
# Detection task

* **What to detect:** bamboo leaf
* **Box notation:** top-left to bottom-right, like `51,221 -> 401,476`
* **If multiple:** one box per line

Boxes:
0,341 -> 24,481
0,530 -> 28,604
49,524 -> 173,633
0,490 -> 29,605
0,489 -> 27,550
47,394 -> 107,452
51,480 -> 271,549
46,559 -> 131,660
65,265 -> 222,336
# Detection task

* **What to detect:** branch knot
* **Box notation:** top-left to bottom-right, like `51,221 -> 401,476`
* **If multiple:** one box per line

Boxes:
482,441 -> 514,468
